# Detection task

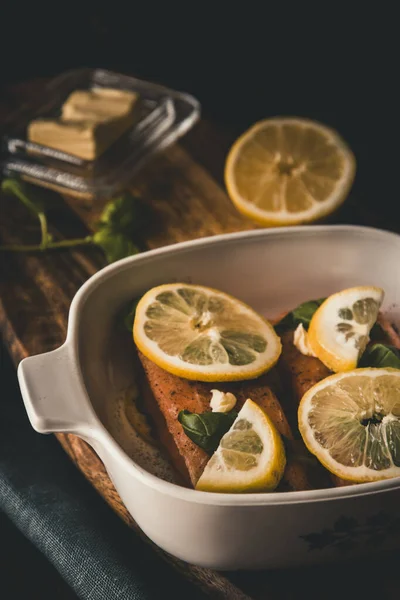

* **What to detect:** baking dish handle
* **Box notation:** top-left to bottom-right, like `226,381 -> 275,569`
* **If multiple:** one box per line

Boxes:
18,344 -> 98,437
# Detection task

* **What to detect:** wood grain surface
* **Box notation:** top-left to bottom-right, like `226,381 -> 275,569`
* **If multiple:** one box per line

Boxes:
1,78 -> 400,600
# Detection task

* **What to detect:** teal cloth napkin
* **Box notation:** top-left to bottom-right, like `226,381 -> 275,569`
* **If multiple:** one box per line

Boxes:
0,340 -> 206,600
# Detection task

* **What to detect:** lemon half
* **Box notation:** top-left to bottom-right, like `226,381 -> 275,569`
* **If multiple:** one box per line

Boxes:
196,399 -> 286,493
225,117 -> 356,226
133,284 -> 281,381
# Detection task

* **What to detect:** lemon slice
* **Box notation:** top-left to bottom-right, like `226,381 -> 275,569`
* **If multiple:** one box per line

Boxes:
308,286 -> 384,372
298,368 -> 400,483
225,117 -> 356,226
134,284 -> 281,381
196,399 -> 286,492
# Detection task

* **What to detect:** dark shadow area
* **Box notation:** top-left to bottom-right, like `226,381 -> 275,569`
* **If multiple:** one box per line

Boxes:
0,3 -> 398,225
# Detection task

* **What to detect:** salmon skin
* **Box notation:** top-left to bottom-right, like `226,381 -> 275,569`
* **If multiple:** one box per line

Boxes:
138,351 -> 313,491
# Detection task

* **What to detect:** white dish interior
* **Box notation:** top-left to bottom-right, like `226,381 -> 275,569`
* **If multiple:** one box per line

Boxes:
77,225 -> 400,489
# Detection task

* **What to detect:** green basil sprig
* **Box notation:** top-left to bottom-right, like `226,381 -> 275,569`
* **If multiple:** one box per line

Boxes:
178,409 -> 238,454
275,298 -> 326,333
119,296 -> 142,332
369,321 -> 386,341
359,343 -> 400,369
0,180 -> 150,264
93,193 -> 151,262
1,178 -> 53,249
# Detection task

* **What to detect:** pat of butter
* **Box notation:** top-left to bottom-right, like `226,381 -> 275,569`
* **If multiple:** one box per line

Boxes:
28,119 -> 107,161
293,323 -> 316,357
210,389 -> 237,413
28,87 -> 140,161
61,88 -> 139,123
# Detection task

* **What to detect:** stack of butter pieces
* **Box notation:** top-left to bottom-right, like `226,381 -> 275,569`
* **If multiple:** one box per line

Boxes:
28,87 -> 141,161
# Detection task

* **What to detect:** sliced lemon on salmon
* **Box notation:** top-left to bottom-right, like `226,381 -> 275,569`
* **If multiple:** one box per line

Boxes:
133,284 -> 281,382
308,286 -> 384,372
225,117 -> 356,226
298,368 -> 400,483
196,399 -> 286,492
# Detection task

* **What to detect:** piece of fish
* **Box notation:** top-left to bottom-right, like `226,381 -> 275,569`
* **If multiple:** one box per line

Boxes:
138,351 -> 313,491
376,313 -> 400,349
278,312 -> 400,421
276,312 -> 400,487
277,330 -> 331,432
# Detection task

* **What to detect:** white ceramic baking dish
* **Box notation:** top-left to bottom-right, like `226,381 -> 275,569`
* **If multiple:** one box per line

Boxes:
18,225 -> 400,570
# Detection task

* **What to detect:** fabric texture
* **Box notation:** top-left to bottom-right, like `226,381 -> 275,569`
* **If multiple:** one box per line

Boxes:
0,340 -> 206,600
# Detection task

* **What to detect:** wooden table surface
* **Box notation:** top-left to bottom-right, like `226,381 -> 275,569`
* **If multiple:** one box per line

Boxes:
1,78 -> 400,600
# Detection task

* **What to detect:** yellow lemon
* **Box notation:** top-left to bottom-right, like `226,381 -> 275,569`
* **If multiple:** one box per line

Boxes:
196,399 -> 286,493
308,286 -> 384,372
225,117 -> 356,226
298,368 -> 400,483
133,284 -> 281,382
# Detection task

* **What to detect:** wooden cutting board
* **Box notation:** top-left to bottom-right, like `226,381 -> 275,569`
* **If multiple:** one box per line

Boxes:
1,78 -> 399,600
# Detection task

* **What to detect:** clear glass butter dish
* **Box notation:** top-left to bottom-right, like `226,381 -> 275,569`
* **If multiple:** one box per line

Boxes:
0,68 -> 200,199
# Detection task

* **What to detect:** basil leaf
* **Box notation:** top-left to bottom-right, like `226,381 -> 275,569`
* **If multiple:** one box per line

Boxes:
370,321 -> 385,341
93,228 -> 139,263
359,343 -> 400,369
97,192 -> 151,237
119,297 -> 142,332
275,298 -> 326,333
178,409 -> 238,454
93,193 -> 151,262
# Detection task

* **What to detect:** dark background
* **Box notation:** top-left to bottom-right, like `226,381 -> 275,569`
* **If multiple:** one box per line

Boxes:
0,4 -> 399,219
0,5 -> 399,599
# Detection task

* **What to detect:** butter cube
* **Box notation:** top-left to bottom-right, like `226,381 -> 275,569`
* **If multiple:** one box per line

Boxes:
27,87 -> 141,161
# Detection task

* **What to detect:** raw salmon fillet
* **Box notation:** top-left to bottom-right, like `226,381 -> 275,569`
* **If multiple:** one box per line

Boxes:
278,312 -> 400,418
138,351 -> 312,491
277,312 -> 400,487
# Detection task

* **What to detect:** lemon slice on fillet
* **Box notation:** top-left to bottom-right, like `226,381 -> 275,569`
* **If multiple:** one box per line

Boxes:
196,399 -> 286,493
133,284 -> 281,382
298,368 -> 400,483
308,286 -> 384,372
225,117 -> 356,226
